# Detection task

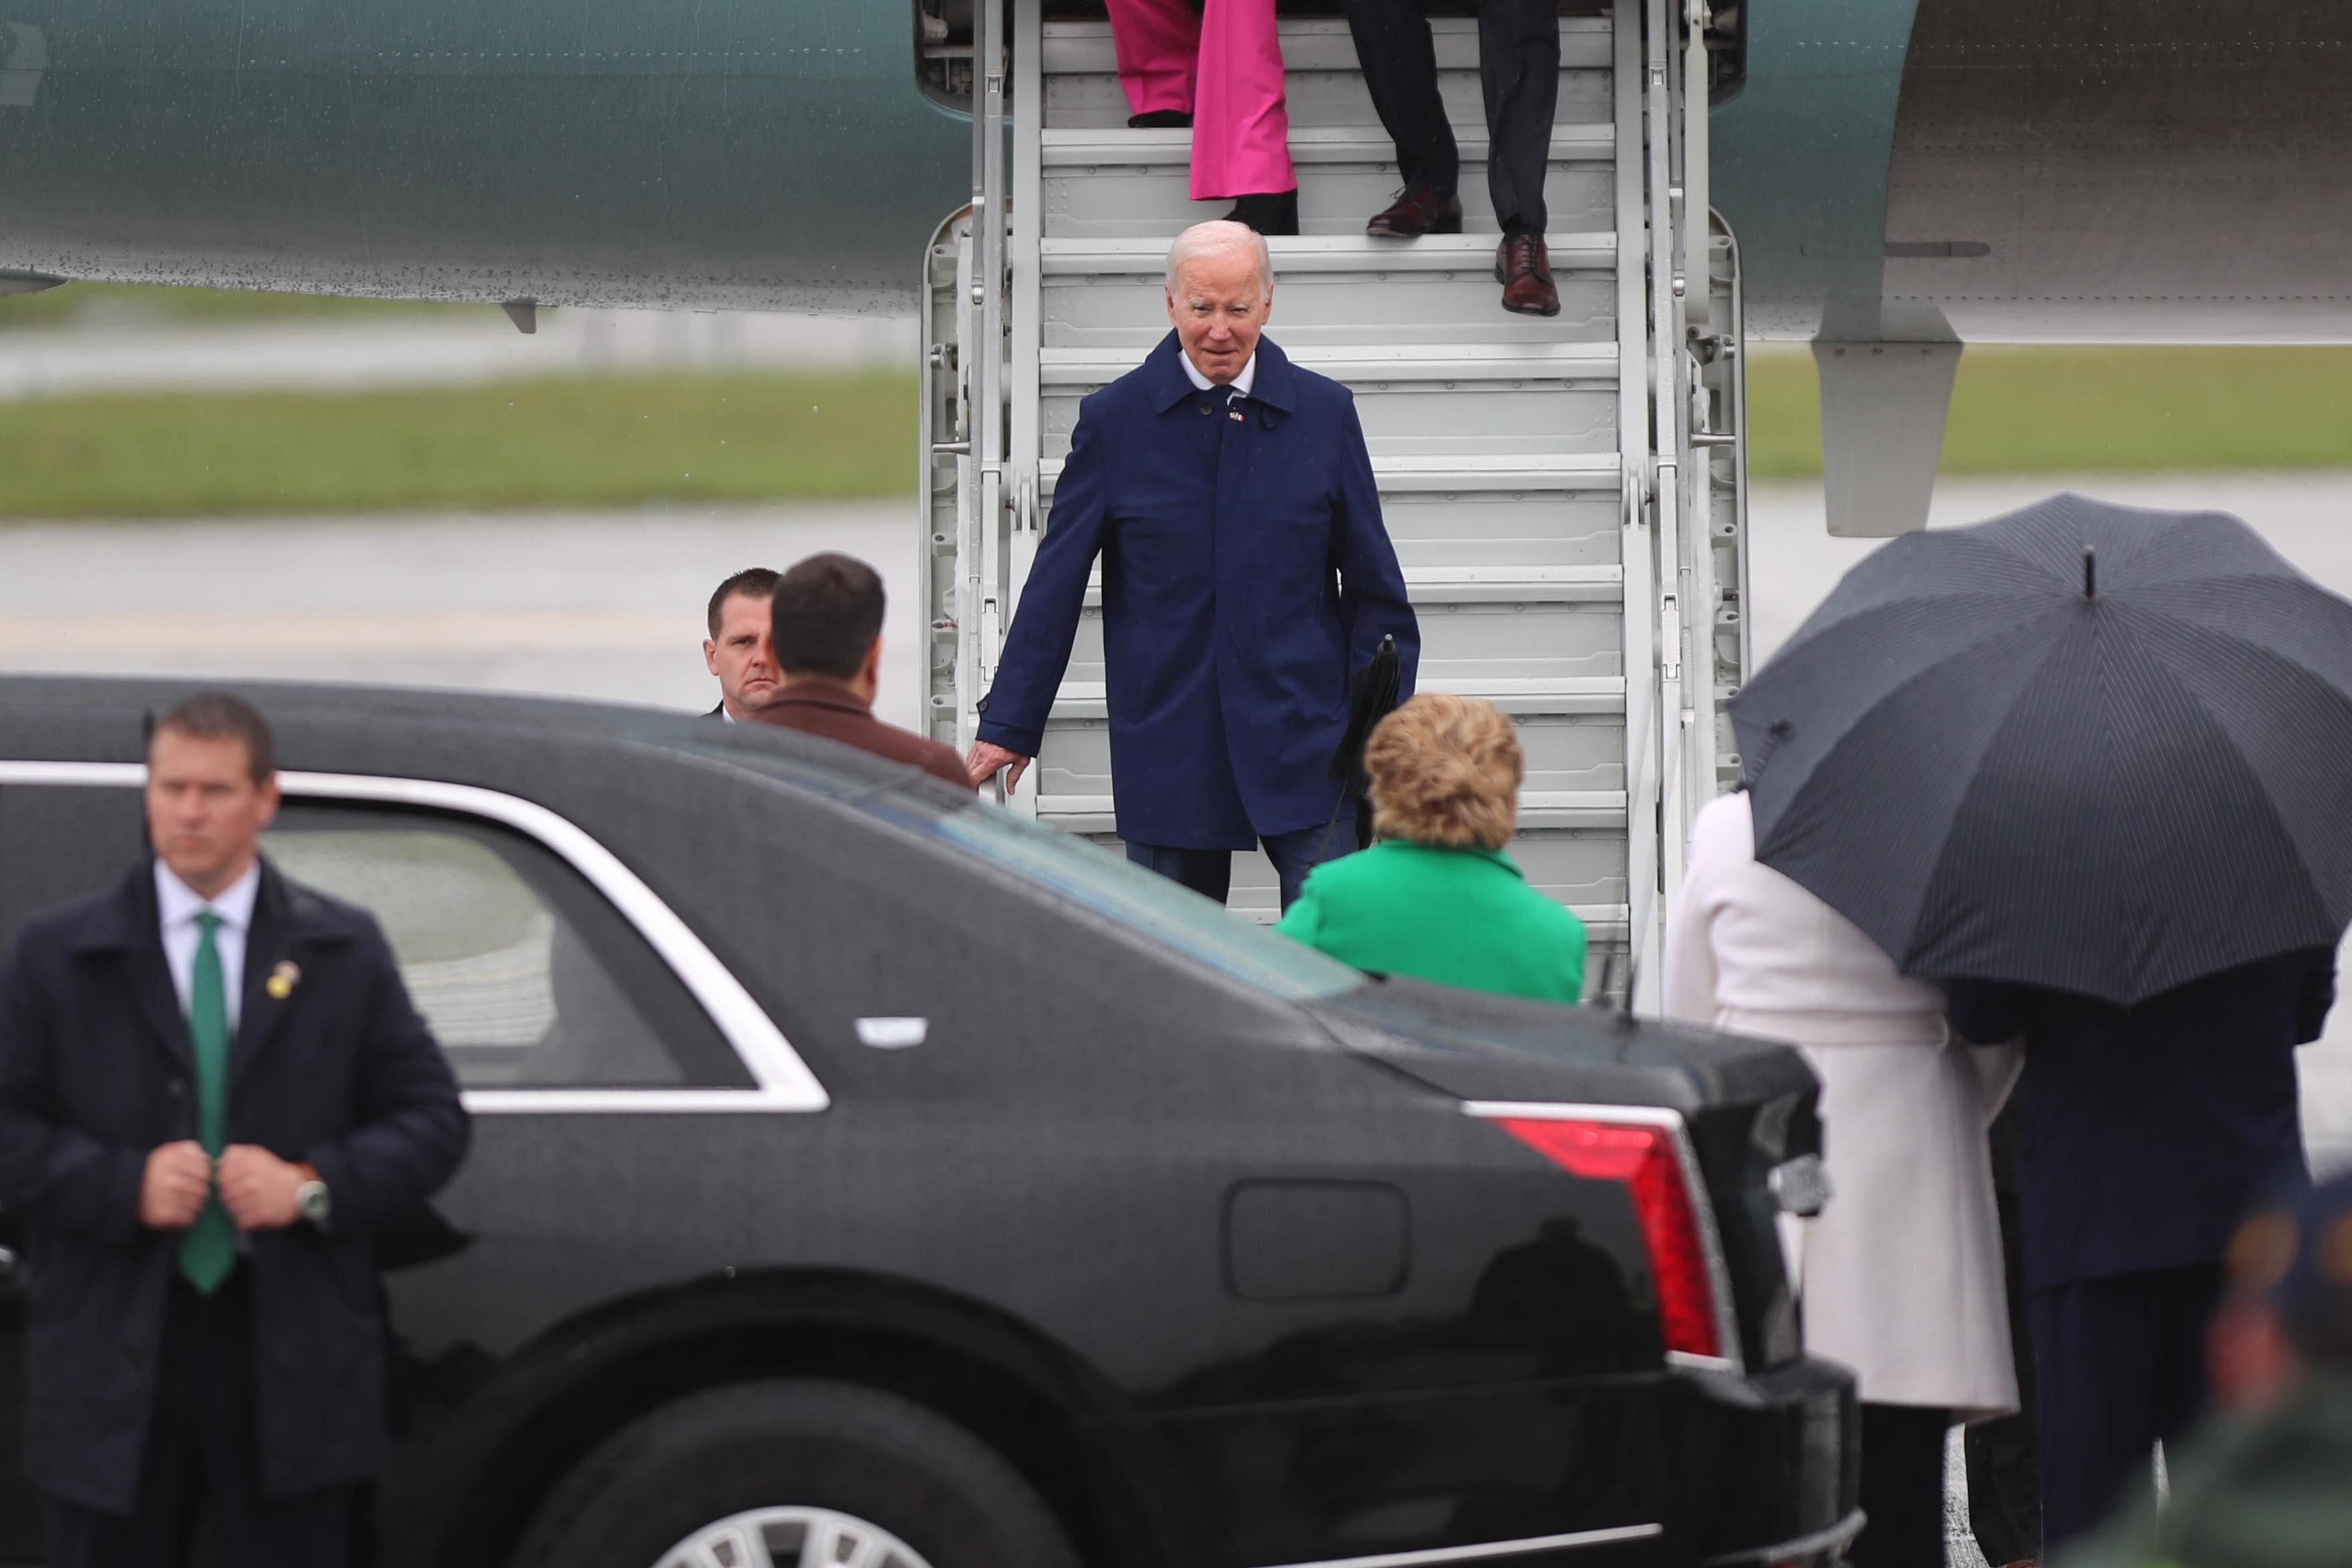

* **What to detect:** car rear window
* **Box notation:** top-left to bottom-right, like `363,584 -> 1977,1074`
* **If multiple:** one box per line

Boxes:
861,790 -> 1366,1002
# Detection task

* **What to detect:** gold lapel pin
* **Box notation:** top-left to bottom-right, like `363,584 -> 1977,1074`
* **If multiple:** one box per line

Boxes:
266,959 -> 300,1000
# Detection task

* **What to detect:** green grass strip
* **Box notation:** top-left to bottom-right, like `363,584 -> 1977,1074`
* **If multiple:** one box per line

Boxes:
1749,345 -> 2352,479
0,372 -> 918,518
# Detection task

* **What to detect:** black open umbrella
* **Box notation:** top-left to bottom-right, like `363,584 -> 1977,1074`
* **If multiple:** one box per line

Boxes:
1731,492 -> 2352,1006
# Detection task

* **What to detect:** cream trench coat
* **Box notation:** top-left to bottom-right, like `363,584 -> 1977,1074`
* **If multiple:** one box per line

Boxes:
1662,792 -> 2020,1420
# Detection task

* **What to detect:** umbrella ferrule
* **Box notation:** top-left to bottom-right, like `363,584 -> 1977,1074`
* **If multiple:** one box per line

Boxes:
2084,545 -> 2097,600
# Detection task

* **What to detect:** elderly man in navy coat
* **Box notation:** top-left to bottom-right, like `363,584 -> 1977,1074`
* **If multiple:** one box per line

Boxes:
964,220 -> 1419,909
0,692 -> 469,1567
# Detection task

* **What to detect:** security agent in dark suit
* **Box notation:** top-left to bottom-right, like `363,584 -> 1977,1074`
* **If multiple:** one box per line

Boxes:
0,693 -> 469,1568
1948,947 -> 2338,1549
703,565 -> 783,721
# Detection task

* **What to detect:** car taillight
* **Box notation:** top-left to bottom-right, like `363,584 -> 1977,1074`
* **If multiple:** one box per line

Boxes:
1496,1116 -> 1724,1362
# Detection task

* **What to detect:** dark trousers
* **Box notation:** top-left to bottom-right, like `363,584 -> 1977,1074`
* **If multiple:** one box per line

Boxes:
1341,0 -> 1561,234
2031,1263 -> 2224,1549
1128,817 -> 1356,911
1966,1183 -> 2042,1565
42,1275 -> 359,1568
1850,1403 -> 1949,1568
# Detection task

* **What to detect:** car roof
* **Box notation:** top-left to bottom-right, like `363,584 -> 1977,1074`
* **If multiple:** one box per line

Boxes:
0,672 -> 963,805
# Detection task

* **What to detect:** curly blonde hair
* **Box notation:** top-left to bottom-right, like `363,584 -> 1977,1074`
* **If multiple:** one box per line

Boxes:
1364,692 -> 1523,852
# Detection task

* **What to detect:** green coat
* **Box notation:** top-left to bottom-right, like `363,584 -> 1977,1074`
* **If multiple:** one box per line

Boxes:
1275,840 -> 1587,1004
2061,1374 -> 2352,1568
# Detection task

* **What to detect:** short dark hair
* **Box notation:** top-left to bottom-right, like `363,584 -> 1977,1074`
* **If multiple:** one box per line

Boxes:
153,692 -> 276,783
770,553 -> 886,680
706,567 -> 782,637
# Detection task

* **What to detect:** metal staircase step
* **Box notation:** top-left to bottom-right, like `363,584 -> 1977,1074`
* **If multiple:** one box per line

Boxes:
1040,234 -> 1621,346
1040,340 -> 1620,386
1041,232 -> 1617,275
1041,124 -> 1614,167
1040,17 -> 1614,75
1040,451 -> 1623,491
1038,131 -> 1612,239
1063,564 -> 1624,605
1371,453 -> 1623,488
1042,676 -> 1630,719
1039,339 -> 1621,459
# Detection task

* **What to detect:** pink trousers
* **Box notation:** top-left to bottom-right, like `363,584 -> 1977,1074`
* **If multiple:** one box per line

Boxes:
1106,0 -> 1296,201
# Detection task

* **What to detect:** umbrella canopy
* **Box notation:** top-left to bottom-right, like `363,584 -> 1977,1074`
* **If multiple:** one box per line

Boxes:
1730,492 -> 2352,1006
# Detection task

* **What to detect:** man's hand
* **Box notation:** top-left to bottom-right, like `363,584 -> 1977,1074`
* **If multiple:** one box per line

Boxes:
965,740 -> 1032,793
216,1145 -> 307,1231
139,1141 -> 214,1231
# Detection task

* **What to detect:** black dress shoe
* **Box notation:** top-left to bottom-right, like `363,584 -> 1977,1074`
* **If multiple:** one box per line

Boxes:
1366,184 -> 1464,238
1127,110 -> 1193,129
1224,189 -> 1299,236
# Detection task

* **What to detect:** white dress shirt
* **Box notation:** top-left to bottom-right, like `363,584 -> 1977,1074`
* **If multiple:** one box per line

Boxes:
1179,349 -> 1257,398
155,860 -> 260,1034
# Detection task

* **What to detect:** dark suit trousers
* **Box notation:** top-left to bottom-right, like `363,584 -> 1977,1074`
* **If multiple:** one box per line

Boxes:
1342,0 -> 1561,234
1966,1177 -> 2042,1565
1851,1403 -> 1949,1568
1129,818 -> 1356,911
42,1275 -> 358,1568
2031,1263 -> 2223,1548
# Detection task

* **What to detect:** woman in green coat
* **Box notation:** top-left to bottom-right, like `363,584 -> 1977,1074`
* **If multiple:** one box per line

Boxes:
1275,692 -> 1585,1002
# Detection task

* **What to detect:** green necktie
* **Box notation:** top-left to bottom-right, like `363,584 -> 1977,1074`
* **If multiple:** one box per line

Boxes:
179,910 -> 235,1293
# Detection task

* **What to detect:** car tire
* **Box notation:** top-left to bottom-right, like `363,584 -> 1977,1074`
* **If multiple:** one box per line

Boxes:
509,1378 -> 1083,1568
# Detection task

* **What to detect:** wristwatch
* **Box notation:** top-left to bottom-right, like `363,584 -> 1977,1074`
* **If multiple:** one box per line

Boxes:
295,1172 -> 331,1227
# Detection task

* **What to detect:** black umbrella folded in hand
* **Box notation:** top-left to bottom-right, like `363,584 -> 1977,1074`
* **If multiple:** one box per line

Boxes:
1328,634 -> 1401,850
1731,492 -> 2352,1006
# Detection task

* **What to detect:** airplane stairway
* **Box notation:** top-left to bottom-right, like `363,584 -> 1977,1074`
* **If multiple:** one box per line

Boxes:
921,0 -> 1745,1006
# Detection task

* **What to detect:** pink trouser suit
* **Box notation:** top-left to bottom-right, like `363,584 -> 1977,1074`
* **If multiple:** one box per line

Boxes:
1107,0 -> 1296,201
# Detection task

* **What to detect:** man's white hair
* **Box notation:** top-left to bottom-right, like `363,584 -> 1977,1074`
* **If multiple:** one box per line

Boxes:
1164,220 -> 1275,299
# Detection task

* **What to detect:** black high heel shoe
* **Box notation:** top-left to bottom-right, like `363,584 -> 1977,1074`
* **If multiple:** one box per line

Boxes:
1223,189 -> 1299,236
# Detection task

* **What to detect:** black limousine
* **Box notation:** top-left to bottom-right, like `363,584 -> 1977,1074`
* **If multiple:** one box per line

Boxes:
0,676 -> 1855,1568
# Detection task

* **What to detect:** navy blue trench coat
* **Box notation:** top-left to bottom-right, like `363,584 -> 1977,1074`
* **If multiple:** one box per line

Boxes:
0,860 -> 469,1514
976,333 -> 1420,851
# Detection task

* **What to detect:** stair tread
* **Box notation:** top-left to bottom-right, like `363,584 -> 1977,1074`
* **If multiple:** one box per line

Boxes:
1040,15 -> 1615,76
1042,124 -> 1613,165
1040,451 -> 1622,481
1041,341 -> 1620,377
1042,232 -> 1617,273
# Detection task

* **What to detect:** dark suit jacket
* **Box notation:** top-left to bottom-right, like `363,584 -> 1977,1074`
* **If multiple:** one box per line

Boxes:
975,333 -> 1419,850
0,859 -> 469,1512
754,678 -> 973,791
1949,949 -> 2337,1291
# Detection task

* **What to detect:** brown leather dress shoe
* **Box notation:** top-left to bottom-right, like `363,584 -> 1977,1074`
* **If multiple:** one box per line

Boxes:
1496,233 -> 1561,317
1365,184 -> 1464,238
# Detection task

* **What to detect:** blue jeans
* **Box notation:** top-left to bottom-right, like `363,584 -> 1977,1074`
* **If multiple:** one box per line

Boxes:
1127,818 -> 1358,911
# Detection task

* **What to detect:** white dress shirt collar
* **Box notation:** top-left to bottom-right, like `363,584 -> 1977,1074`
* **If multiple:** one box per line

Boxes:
1179,349 -> 1257,398
155,858 -> 261,1031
